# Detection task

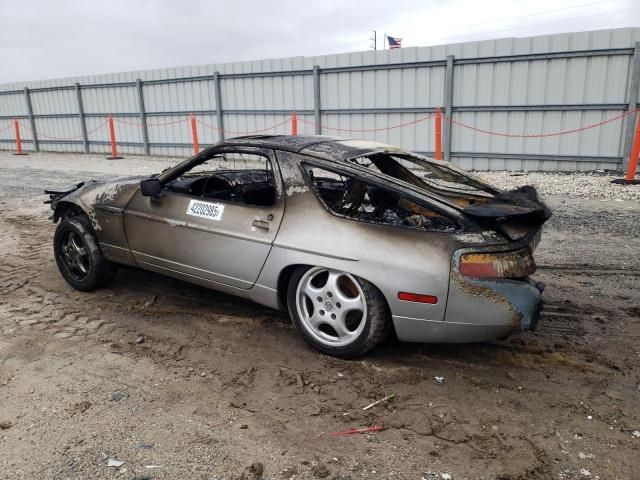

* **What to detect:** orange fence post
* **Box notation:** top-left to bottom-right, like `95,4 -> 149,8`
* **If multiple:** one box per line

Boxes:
191,114 -> 199,155
625,116 -> 640,182
291,112 -> 298,136
13,118 -> 27,155
106,115 -> 122,159
435,108 -> 442,160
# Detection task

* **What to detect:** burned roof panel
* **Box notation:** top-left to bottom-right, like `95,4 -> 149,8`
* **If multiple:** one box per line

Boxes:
300,139 -> 410,162
221,135 -> 344,153
220,135 -> 403,161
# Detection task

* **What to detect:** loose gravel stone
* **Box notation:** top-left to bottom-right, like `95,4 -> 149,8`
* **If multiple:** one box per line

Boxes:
476,171 -> 640,201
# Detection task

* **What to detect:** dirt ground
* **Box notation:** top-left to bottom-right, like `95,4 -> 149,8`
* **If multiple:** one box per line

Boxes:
0,151 -> 639,480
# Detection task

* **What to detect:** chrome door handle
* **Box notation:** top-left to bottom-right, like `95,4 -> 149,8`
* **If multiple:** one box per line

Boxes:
252,219 -> 270,231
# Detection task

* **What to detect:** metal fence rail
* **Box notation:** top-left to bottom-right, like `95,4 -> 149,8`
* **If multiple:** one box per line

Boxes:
1,28 -> 639,171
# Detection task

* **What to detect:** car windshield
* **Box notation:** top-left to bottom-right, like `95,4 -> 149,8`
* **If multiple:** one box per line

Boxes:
346,152 -> 500,197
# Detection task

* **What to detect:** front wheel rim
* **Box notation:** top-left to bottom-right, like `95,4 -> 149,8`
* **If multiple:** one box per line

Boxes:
59,230 -> 91,281
295,267 -> 367,348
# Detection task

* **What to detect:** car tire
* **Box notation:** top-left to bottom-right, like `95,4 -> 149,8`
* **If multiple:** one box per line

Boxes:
287,266 -> 391,358
54,214 -> 114,291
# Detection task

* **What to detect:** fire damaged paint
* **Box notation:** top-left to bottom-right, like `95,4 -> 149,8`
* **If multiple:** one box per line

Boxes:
446,239 -> 542,337
47,135 -> 550,346
453,232 -> 503,244
48,176 -> 144,266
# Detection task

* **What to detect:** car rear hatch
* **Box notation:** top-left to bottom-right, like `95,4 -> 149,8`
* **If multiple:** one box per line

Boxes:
343,150 -> 551,239
461,185 -> 551,242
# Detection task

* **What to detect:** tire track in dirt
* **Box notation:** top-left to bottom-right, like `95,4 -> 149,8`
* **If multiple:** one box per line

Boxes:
0,211 -> 549,477
0,210 -> 622,375
0,208 -> 627,398
0,211 -> 118,343
1,202 -> 639,479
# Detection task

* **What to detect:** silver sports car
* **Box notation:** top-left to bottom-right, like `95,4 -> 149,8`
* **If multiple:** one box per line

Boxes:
47,135 -> 550,357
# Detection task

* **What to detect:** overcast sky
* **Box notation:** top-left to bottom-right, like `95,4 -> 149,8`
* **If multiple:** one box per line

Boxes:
0,0 -> 638,84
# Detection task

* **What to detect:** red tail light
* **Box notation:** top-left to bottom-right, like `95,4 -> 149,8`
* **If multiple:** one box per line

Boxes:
459,248 -> 536,278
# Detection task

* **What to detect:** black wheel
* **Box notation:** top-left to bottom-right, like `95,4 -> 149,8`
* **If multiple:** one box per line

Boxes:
287,266 -> 391,358
53,215 -> 114,291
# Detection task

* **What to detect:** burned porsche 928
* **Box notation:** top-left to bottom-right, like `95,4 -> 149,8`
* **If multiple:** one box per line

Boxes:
47,136 -> 550,358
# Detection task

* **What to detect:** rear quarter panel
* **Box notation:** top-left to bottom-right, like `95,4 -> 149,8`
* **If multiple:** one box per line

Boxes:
257,152 -> 458,322
445,240 -> 543,331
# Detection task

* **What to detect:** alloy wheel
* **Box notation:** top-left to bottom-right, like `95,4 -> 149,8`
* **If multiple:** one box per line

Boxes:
295,267 -> 367,347
59,231 -> 90,281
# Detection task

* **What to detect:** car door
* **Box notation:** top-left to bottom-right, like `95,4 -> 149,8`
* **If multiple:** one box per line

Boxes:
123,147 -> 284,290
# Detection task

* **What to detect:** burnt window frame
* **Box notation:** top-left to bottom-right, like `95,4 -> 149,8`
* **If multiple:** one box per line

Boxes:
345,151 -> 501,199
300,161 -> 463,233
159,147 -> 281,208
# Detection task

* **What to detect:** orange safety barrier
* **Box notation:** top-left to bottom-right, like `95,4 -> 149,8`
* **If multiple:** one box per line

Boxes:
14,118 -> 26,155
625,116 -> 640,182
298,113 -> 437,133
435,108 -> 442,160
191,114 -> 199,155
196,117 -> 290,135
11,107 -> 640,172
106,115 -> 123,159
448,109 -> 637,138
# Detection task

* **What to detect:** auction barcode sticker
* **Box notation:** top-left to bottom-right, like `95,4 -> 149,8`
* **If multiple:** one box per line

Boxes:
186,199 -> 224,221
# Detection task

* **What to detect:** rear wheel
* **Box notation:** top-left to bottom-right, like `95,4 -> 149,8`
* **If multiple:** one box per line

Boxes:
54,215 -> 114,291
287,266 -> 390,358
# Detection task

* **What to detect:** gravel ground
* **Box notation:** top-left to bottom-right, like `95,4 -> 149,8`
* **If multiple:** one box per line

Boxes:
476,171 -> 640,201
2,150 -> 639,199
0,151 -> 176,177
0,151 -> 639,480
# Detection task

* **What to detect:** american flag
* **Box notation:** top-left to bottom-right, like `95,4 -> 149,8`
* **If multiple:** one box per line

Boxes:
387,35 -> 402,49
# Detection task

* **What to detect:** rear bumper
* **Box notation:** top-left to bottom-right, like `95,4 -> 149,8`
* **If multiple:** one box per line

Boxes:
490,277 -> 544,332
524,279 -> 544,331
392,278 -> 543,343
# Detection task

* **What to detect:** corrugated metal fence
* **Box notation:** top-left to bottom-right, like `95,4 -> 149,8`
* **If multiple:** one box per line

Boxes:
1,28 -> 640,171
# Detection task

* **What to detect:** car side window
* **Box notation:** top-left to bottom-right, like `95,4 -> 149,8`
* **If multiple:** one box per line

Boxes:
165,152 -> 276,207
305,166 -> 458,232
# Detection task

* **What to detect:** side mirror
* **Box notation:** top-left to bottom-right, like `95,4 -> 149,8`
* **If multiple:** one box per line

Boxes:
140,178 -> 162,197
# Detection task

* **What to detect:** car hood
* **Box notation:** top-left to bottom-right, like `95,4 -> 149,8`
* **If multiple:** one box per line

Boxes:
47,175 -> 147,213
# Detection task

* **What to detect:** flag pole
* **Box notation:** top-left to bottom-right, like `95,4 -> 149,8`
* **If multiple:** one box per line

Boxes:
384,32 -> 386,50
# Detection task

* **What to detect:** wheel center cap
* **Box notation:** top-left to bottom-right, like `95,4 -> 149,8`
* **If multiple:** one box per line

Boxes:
324,300 -> 334,311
